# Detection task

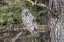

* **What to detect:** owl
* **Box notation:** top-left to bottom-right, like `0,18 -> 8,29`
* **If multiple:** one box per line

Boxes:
21,9 -> 38,35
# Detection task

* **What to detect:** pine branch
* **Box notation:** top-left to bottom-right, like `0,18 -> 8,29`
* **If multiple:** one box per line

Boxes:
26,1 -> 59,18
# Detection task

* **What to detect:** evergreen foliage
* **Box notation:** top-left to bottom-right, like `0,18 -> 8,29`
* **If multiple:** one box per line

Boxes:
0,0 -> 48,29
0,0 -> 25,28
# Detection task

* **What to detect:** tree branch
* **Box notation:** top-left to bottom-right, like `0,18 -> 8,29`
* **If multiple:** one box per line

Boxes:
11,32 -> 22,42
26,1 -> 59,18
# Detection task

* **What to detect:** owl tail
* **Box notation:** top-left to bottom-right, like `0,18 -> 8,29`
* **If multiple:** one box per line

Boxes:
31,29 -> 39,36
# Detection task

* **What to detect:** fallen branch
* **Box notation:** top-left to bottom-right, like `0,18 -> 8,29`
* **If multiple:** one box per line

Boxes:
0,28 -> 23,33
11,32 -> 22,42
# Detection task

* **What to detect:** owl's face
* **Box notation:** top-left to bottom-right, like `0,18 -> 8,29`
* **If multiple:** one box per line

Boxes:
21,9 -> 30,17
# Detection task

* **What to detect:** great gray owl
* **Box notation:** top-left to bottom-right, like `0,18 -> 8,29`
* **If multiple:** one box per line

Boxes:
21,9 -> 38,35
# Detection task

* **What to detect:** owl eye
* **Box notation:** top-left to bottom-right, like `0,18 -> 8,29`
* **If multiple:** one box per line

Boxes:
25,12 -> 28,16
26,12 -> 28,13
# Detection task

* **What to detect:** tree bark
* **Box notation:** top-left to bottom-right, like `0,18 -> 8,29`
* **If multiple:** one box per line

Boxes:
48,0 -> 64,42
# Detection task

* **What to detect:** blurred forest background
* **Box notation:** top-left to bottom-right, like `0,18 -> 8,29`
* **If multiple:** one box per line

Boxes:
0,0 -> 48,29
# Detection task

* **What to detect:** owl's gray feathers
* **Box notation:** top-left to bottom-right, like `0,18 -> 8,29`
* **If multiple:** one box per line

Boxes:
21,9 -> 38,35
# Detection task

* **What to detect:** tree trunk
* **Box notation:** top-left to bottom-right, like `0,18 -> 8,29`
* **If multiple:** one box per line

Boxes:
48,0 -> 64,42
